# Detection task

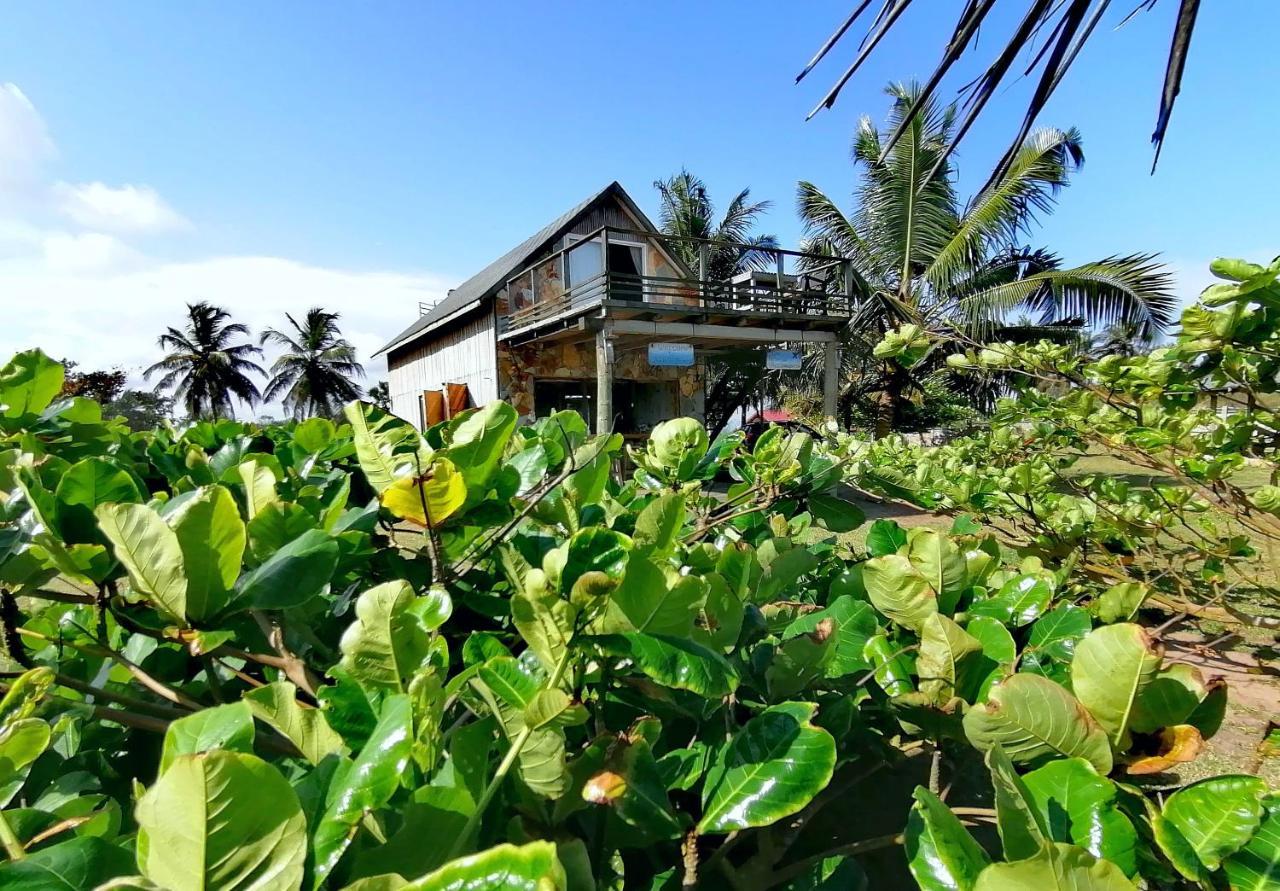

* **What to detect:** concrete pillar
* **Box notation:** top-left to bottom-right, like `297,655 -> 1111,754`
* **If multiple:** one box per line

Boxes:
822,341 -> 840,421
595,328 -> 614,434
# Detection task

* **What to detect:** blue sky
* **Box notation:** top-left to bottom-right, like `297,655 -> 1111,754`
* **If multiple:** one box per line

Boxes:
1,1 -> 1276,399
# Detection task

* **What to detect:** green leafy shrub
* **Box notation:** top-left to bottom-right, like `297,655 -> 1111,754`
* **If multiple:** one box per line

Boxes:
0,342 -> 1270,889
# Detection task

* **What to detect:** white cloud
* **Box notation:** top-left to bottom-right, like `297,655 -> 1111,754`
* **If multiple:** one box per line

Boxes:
0,84 -> 56,201
0,82 -> 451,418
0,253 -> 451,413
54,181 -> 188,233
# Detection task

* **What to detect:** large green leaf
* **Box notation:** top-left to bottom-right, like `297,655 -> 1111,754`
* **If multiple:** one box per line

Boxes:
908,530 -> 968,604
917,613 -> 982,705
561,527 -> 631,596
1070,624 -> 1162,747
1022,758 -> 1137,877
235,528 -> 339,611
511,584 -> 576,676
1156,775 -> 1267,873
312,695 -> 413,887
1224,800 -> 1280,891
633,493 -> 686,557
96,502 -> 188,623
973,842 -> 1137,890
170,485 -> 245,621
1129,663 -> 1216,735
159,701 -> 256,773
964,616 -> 1016,701
54,457 -> 142,541
905,786 -> 990,891
698,701 -> 836,833
582,737 -> 683,839
245,682 -> 347,765
808,493 -> 866,533
0,349 -> 63,418
863,553 -> 937,631
613,557 -> 706,638
135,749 -> 307,891
340,581 -> 451,692
0,718 -> 51,806
237,461 -> 280,520
0,837 -> 134,890
587,633 -> 738,698
963,674 -> 1113,774
987,744 -> 1050,861
863,632 -> 915,696
445,402 -> 518,492
344,401 -> 433,494
400,841 -> 566,890
783,595 -> 877,678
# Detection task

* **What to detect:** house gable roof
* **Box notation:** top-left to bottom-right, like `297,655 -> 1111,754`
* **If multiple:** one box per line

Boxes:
375,181 -> 660,357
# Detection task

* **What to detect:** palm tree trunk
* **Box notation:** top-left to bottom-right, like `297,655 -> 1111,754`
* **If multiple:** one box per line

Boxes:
873,363 -> 906,439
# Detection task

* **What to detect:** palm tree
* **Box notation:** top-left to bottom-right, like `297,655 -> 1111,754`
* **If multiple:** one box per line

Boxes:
653,171 -> 782,437
259,308 -> 364,418
367,381 -> 391,412
1089,319 -> 1157,358
797,83 -> 1174,436
145,302 -> 264,420
653,170 -> 780,282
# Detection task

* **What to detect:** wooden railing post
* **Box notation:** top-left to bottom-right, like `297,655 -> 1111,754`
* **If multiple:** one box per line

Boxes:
601,228 -> 610,302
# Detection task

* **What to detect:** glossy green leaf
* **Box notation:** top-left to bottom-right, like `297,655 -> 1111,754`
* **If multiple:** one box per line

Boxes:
511,584 -> 576,675
235,528 -> 338,611
0,349 -> 63,418
340,580 -> 450,692
964,616 -> 1016,701
312,695 -> 413,887
698,702 -> 836,833
445,401 -> 518,492
244,682 -> 346,765
588,632 -> 738,697
1224,800 -> 1280,891
905,786 -> 990,891
918,614 -> 982,705
1023,758 -> 1137,877
1129,662 -> 1215,735
0,718 -> 51,806
160,701 -> 255,773
344,400 -> 433,494
583,737 -> 683,839
136,749 -> 307,891
987,744 -> 1050,860
1158,774 -> 1267,872
1026,605 -> 1091,661
908,530 -> 968,602
96,502 -> 188,623
783,595 -> 876,678
0,837 -> 134,890
400,841 -> 565,890
614,557 -> 706,638
170,485 -> 245,621
863,553 -> 937,631
1095,583 -> 1148,624
963,673 -> 1113,774
808,494 -> 865,533
237,460 -> 280,520
0,667 -> 54,726
1070,623 -> 1162,747
864,519 -> 907,557
633,493 -> 686,557
973,842 -> 1137,890
561,527 -> 631,595
863,632 -> 915,696
54,457 -> 142,540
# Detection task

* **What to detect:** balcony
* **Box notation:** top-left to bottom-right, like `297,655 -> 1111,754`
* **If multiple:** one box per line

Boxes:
498,226 -> 854,343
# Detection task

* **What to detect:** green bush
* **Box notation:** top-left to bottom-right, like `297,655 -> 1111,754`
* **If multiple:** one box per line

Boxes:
0,338 -> 1271,889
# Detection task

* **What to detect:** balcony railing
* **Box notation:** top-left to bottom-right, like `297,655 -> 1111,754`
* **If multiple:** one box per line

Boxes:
499,226 -> 855,337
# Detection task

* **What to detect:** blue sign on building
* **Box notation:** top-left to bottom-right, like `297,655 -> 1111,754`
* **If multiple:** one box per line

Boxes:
766,349 -> 803,370
648,342 -> 695,367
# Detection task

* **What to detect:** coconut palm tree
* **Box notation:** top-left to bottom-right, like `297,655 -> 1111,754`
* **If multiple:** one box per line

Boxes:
259,308 -> 364,418
653,170 -> 780,282
653,171 -> 782,437
145,302 -> 264,420
797,83 -> 1174,436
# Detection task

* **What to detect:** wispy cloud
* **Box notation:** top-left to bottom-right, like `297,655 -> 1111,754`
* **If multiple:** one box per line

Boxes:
54,181 -> 189,233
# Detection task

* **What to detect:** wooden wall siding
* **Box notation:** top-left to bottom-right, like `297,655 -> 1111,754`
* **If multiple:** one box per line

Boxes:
387,310 -> 498,424
497,342 -> 703,423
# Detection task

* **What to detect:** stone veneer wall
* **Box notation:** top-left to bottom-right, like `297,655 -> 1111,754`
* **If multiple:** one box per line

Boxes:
497,341 -> 701,423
